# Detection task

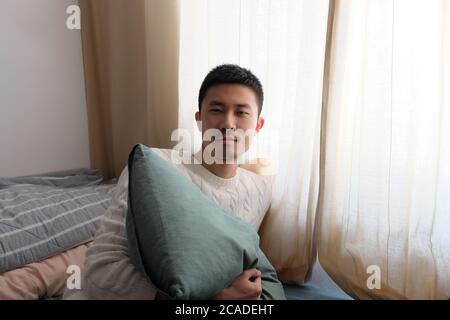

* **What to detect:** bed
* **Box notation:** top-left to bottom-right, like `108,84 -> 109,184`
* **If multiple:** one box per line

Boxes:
0,168 -> 116,299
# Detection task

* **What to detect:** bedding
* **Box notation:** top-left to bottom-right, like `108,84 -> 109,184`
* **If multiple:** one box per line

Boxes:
126,144 -> 286,300
0,242 -> 91,299
0,168 -> 115,273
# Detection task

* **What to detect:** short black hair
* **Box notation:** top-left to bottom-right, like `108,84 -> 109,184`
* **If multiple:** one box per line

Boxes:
198,64 -> 264,116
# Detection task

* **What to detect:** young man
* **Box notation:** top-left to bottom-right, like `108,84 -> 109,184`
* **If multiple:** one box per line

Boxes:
64,64 -> 273,300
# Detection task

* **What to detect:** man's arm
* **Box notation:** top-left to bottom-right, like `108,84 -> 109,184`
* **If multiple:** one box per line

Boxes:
212,257 -> 286,301
82,167 -> 158,299
212,269 -> 262,300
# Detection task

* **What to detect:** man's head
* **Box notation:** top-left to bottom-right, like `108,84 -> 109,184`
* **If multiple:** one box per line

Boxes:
195,64 -> 265,163
198,64 -> 264,116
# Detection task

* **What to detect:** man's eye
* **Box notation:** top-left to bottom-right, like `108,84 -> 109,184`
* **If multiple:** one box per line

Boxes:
237,111 -> 249,116
210,109 -> 222,112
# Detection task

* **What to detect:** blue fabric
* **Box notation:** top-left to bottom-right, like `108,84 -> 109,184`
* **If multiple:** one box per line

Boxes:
283,284 -> 353,300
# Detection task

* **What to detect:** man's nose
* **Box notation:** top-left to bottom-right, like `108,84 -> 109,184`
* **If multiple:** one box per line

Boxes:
219,111 -> 237,131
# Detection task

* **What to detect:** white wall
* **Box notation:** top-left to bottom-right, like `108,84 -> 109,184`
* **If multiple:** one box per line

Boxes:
0,0 -> 89,178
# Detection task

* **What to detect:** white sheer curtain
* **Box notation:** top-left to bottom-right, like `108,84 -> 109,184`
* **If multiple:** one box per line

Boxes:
318,0 -> 450,299
178,0 -> 450,298
178,0 -> 330,283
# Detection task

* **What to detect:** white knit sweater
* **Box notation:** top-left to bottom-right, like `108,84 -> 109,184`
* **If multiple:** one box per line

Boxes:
64,148 -> 272,299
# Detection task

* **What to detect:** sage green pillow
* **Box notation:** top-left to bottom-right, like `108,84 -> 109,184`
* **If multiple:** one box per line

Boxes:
126,144 -> 286,300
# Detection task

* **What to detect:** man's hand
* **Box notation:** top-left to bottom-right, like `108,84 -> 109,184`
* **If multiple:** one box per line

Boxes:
213,268 -> 262,300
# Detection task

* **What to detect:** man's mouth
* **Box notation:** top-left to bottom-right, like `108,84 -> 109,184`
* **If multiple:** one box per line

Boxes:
213,136 -> 238,143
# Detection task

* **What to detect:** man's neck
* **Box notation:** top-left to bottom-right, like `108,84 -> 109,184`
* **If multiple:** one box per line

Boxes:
198,148 -> 238,179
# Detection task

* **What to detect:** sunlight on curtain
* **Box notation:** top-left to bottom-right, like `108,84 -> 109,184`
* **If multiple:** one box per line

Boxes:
318,0 -> 450,299
179,0 -> 329,283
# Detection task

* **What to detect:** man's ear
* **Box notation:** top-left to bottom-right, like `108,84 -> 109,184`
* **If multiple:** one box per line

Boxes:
195,111 -> 202,131
255,116 -> 265,134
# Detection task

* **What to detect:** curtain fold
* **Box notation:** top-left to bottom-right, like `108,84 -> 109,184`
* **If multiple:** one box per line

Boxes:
79,0 -> 179,179
317,0 -> 450,299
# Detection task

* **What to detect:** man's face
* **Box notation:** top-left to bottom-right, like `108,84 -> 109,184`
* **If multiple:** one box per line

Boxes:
195,83 -> 264,163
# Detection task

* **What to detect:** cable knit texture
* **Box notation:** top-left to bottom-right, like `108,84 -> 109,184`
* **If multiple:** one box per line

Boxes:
63,148 -> 272,299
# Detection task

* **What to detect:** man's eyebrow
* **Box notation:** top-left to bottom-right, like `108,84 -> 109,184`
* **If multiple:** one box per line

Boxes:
235,103 -> 251,108
207,101 -> 252,109
207,100 -> 226,107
